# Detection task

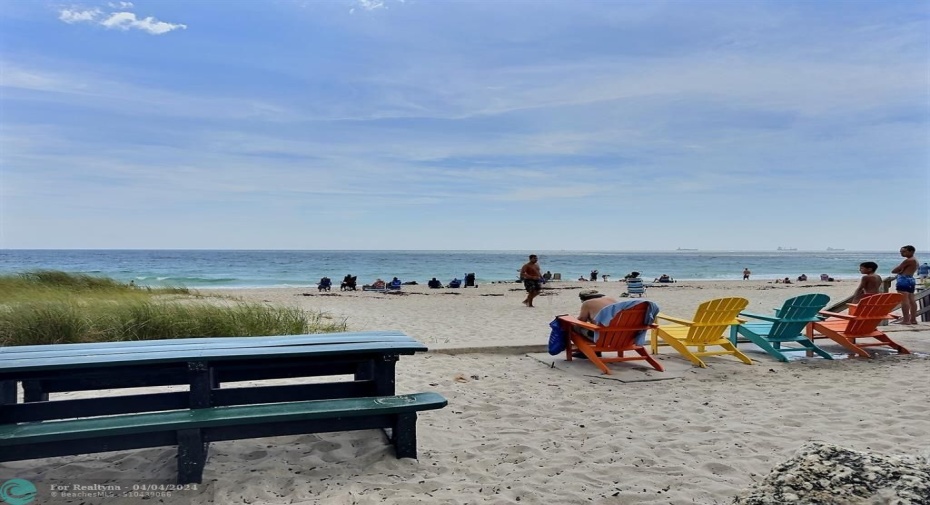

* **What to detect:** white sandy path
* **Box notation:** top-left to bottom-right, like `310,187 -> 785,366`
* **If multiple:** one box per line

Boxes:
3,281 -> 929,505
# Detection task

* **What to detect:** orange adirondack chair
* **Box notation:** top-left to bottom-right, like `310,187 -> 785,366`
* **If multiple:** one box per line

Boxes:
806,292 -> 909,358
557,302 -> 663,374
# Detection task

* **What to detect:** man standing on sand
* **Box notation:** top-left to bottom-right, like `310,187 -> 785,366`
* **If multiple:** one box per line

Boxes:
743,268 -> 751,280
520,254 -> 543,307
891,245 -> 919,325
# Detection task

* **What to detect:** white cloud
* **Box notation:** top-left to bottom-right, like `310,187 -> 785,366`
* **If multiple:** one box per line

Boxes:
57,5 -> 185,35
99,12 -> 187,35
58,8 -> 101,24
350,0 -> 406,14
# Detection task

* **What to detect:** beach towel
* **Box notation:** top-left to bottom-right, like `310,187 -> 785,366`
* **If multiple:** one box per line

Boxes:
548,317 -> 567,355
593,300 -> 659,346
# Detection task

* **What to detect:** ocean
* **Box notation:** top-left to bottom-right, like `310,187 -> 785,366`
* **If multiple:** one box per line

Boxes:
0,250 -> 908,289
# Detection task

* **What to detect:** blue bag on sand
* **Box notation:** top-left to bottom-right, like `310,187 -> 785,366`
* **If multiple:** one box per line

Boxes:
548,317 -> 567,355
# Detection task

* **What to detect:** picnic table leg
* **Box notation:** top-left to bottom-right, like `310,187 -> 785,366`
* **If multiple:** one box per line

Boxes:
0,381 -> 16,404
392,412 -> 418,459
188,361 -> 213,409
374,355 -> 398,396
22,380 -> 48,402
177,428 -> 207,484
355,355 -> 398,396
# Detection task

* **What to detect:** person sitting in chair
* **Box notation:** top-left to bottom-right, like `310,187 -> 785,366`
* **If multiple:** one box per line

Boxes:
570,289 -> 619,358
797,274 -> 808,282
447,278 -> 462,288
428,277 -> 442,289
624,271 -> 641,280
340,274 -> 357,291
655,274 -> 674,283
318,277 -> 332,292
389,277 -> 402,289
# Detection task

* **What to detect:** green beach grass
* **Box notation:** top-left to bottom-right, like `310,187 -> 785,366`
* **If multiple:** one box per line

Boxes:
0,271 -> 347,346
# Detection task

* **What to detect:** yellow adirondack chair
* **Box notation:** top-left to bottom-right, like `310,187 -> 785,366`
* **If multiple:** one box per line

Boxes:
651,297 -> 753,367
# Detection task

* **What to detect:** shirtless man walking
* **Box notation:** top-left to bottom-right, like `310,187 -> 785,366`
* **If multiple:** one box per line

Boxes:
520,254 -> 543,307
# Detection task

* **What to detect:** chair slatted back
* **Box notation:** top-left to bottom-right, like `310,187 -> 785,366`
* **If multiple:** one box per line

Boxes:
598,303 -> 650,349
769,294 -> 830,338
843,293 -> 902,335
686,297 -> 749,344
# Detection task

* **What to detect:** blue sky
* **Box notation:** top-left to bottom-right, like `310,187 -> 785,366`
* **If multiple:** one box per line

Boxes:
1,0 -> 928,251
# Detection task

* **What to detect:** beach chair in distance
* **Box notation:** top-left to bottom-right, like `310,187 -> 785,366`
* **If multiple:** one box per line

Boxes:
806,293 -> 909,358
317,277 -> 332,292
626,278 -> 645,297
730,293 -> 833,362
651,297 -> 752,367
340,275 -> 357,291
557,302 -> 663,374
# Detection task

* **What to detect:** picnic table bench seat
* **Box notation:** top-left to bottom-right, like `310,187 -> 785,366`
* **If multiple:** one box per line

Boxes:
0,392 -> 447,484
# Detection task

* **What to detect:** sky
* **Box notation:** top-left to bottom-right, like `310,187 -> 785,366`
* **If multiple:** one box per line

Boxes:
0,0 -> 928,251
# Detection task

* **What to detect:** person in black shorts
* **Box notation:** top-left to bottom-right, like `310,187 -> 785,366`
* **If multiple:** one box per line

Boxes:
519,254 -> 543,307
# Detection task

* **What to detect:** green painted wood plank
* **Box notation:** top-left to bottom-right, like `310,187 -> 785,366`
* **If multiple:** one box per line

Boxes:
0,393 -> 448,445
0,334 -> 418,361
0,331 -> 412,355
0,341 -> 427,373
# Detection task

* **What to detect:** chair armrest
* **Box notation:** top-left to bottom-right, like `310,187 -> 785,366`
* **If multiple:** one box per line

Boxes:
655,313 -> 694,325
817,310 -> 854,320
739,312 -> 780,323
556,315 -> 600,331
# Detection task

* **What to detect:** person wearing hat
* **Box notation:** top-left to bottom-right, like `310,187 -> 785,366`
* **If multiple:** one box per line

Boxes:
576,288 -> 619,324
571,288 -> 618,358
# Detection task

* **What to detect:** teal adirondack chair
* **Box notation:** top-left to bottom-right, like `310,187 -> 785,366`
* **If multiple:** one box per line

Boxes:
729,293 -> 833,362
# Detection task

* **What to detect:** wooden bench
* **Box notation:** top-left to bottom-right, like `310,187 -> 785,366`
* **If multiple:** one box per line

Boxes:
0,392 -> 447,484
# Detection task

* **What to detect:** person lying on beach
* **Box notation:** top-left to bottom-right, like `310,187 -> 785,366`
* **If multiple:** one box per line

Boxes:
798,274 -> 808,282
372,278 -> 386,289
851,261 -> 882,304
655,274 -> 674,283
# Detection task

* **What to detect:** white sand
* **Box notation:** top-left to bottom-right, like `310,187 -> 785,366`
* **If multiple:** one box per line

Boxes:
3,280 -> 929,504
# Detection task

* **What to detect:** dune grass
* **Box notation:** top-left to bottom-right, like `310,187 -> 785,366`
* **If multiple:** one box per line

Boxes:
0,271 -> 347,346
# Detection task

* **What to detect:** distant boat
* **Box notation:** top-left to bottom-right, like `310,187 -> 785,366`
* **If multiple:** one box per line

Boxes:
826,247 -> 845,251
776,247 -> 798,251
676,248 -> 698,251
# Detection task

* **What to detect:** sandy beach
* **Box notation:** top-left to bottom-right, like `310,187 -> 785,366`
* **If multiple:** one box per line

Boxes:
3,280 -> 929,504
